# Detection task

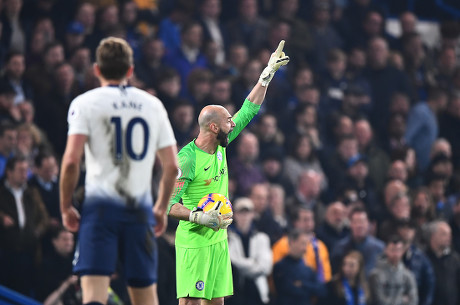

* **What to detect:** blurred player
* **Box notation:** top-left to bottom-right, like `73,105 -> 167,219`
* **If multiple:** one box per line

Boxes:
59,37 -> 178,305
168,41 -> 289,305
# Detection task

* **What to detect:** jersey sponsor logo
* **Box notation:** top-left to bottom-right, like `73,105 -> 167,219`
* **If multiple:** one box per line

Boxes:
204,166 -> 211,171
195,280 -> 204,291
217,151 -> 223,161
204,167 -> 227,185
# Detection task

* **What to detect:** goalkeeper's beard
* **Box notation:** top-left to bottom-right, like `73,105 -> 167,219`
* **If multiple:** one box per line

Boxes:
217,130 -> 229,147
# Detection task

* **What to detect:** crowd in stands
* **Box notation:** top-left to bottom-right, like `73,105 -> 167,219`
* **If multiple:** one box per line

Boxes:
0,0 -> 460,304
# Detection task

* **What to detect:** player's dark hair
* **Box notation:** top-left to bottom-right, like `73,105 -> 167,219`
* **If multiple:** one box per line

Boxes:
96,37 -> 133,80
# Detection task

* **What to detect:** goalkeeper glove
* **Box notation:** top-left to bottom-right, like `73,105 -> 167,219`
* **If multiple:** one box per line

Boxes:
189,201 -> 223,231
219,212 -> 233,230
258,40 -> 290,87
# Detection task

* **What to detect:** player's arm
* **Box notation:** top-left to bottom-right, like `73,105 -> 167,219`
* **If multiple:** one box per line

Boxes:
248,40 -> 290,105
168,180 -> 224,231
59,134 -> 87,232
153,144 -> 178,236
228,41 -> 290,143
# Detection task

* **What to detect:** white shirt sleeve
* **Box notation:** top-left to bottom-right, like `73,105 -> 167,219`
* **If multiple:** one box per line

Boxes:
67,97 -> 90,135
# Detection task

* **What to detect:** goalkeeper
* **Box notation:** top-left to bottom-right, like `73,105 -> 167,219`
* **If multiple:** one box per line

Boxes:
167,41 -> 289,304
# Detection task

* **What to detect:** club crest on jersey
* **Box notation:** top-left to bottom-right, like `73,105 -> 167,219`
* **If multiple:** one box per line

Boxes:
68,107 -> 80,122
176,168 -> 182,179
217,151 -> 223,161
196,280 -> 204,291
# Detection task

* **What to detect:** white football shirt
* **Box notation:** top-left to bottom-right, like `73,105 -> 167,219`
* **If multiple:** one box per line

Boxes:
67,85 -> 176,207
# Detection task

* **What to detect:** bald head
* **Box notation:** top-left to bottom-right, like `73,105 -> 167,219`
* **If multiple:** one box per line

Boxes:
198,105 -> 227,129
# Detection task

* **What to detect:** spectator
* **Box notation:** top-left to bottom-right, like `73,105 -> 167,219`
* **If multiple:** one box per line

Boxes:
261,149 -> 294,195
450,197 -> 460,254
249,183 -> 283,245
274,0 -> 313,64
323,134 -> 359,196
230,132 -> 265,197
197,0 -> 227,66
158,3 -> 191,54
342,154 -> 379,217
309,0 -> 344,72
1,0 -> 27,53
164,21 -> 208,97
405,88 -> 448,172
0,121 -> 17,178
396,219 -> 435,305
228,197 -> 272,305
426,174 -> 451,220
369,235 -> 418,305
64,22 -> 86,58
170,99 -> 196,149
0,51 -> 33,105
0,81 -> 21,123
255,113 -> 285,161
0,155 -> 49,296
16,123 -> 46,162
379,192 -> 412,242
26,41 -> 65,99
226,0 -> 269,54
354,118 -> 391,192
134,38 -> 167,89
273,229 -> 326,305
35,62 -> 79,155
320,250 -> 370,305
186,68 -> 212,111
316,201 -> 350,252
402,33 -> 435,101
205,76 -> 233,107
439,95 -> 460,170
74,2 -> 96,36
268,184 -> 289,232
388,160 -> 409,183
365,37 -> 412,140
286,170 -> 326,226
273,206 -> 332,282
331,207 -> 385,276
227,42 -> 249,78
154,67 -> 181,113
434,46 -> 457,91
232,58 -> 263,109
425,220 -> 460,305
35,226 -> 78,303
411,187 -> 436,247
284,134 -> 327,191
28,150 -> 60,224
69,46 -> 91,90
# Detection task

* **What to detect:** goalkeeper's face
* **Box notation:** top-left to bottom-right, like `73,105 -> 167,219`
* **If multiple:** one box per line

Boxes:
217,109 -> 235,147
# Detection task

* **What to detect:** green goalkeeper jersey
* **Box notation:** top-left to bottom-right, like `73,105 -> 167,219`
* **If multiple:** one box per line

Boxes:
170,99 -> 260,248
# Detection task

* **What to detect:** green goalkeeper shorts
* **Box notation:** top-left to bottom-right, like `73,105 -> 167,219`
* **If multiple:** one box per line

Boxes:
176,239 -> 233,300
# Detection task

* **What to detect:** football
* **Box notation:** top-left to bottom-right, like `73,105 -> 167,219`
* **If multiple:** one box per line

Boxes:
198,193 -> 233,216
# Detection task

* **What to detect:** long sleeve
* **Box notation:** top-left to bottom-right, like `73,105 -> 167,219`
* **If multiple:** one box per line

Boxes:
404,271 -> 418,305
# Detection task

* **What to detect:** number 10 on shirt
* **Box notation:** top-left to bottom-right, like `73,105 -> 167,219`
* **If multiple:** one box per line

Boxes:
110,116 -> 149,161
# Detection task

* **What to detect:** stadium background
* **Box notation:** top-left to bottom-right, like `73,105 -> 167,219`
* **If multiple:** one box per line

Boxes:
0,0 -> 459,304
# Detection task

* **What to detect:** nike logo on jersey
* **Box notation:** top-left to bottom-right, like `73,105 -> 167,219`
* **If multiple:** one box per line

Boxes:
204,166 -> 211,171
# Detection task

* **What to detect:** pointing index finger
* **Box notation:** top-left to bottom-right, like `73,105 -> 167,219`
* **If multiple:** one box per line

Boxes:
274,40 -> 285,57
